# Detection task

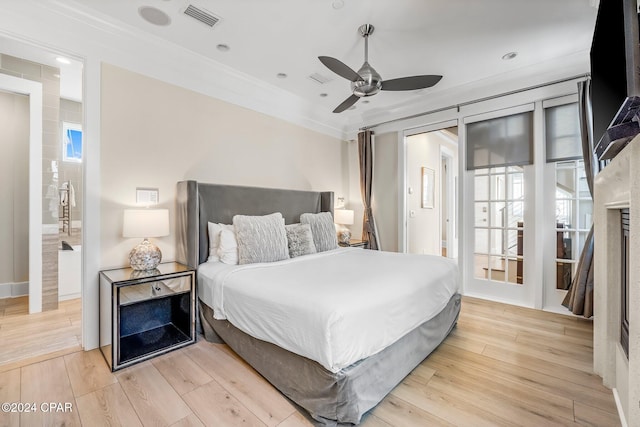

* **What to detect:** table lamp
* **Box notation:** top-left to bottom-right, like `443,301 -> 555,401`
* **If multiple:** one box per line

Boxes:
334,209 -> 354,244
123,209 -> 170,271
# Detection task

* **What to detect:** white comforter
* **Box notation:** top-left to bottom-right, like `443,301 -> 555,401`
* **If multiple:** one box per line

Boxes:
198,247 -> 458,373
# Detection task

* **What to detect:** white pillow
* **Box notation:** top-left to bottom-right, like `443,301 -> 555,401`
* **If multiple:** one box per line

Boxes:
207,222 -> 234,262
217,228 -> 239,265
300,212 -> 339,252
233,212 -> 290,264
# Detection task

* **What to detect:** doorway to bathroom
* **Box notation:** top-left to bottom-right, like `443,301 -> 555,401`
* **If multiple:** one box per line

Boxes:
0,38 -> 84,366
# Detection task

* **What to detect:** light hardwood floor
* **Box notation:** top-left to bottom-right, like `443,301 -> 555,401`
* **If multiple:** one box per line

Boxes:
0,296 -> 620,426
0,297 -> 81,368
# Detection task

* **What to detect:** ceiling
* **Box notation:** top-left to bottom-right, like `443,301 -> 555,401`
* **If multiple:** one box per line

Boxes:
0,36 -> 83,102
4,0 -> 600,134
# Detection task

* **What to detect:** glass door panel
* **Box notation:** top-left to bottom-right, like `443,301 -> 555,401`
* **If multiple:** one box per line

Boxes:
473,167 -> 525,285
552,160 -> 592,290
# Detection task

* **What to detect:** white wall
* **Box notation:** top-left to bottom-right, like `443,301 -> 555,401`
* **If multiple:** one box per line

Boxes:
100,64 -> 347,269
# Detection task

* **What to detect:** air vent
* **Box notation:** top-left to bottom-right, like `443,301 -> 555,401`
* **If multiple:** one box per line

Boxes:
183,4 -> 220,27
308,73 -> 333,85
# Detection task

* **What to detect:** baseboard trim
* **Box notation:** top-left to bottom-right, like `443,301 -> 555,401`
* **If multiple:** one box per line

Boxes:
59,292 -> 81,301
613,388 -> 628,427
0,281 -> 28,298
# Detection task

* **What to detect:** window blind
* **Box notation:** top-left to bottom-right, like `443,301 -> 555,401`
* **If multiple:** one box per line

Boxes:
466,111 -> 533,170
545,103 -> 582,162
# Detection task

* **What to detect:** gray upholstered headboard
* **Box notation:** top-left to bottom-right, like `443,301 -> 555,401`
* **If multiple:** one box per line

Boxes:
176,180 -> 334,268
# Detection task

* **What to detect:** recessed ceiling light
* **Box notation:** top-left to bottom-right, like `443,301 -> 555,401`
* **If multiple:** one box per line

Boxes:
276,73 -> 288,79
332,0 -> 345,9
320,93 -> 328,97
56,57 -> 71,65
216,44 -> 230,52
138,6 -> 171,26
502,51 -> 517,60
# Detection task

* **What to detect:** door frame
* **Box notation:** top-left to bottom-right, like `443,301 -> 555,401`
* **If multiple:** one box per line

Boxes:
398,119 -> 458,254
0,73 -> 43,313
440,145 -> 458,258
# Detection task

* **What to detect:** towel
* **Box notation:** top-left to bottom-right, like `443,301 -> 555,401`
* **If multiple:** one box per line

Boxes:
60,182 -> 76,207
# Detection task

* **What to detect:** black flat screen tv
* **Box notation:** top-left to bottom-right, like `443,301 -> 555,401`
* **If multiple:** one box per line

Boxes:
591,0 -> 640,159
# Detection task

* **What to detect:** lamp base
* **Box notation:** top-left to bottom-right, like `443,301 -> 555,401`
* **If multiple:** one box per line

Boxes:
129,239 -> 162,271
337,229 -> 351,245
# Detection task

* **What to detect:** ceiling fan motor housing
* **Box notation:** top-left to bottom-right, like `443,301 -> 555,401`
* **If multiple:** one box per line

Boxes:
319,23 -> 441,112
351,62 -> 382,97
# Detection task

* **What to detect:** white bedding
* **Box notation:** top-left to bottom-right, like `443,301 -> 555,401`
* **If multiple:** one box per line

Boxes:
198,247 -> 458,373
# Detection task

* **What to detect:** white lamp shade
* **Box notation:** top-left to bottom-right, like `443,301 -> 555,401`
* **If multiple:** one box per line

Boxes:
334,209 -> 354,225
123,209 -> 170,238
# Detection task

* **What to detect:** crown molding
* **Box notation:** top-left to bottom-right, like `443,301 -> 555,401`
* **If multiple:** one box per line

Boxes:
0,0 -> 348,139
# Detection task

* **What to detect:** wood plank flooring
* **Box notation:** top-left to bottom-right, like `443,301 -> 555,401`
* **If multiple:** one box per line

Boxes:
0,297 -> 81,368
0,296 -> 620,426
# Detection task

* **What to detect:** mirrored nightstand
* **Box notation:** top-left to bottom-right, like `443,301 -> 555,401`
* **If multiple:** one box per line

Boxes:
338,239 -> 368,249
99,262 -> 196,371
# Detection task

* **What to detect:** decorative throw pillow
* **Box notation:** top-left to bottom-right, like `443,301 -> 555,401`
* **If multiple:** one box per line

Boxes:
233,212 -> 290,264
207,222 -> 234,262
217,228 -> 239,265
285,223 -> 317,258
300,212 -> 339,252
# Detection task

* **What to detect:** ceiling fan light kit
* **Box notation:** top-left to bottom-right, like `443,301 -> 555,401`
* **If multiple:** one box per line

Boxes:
319,24 -> 442,113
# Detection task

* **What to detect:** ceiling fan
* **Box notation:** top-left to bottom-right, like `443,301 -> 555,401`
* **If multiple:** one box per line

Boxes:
319,24 -> 443,113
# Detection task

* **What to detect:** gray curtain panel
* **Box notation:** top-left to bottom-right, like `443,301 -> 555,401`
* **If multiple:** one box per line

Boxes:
358,130 -> 380,250
562,79 -> 600,318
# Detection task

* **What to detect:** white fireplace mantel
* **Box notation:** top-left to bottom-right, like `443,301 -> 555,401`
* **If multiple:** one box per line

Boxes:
594,135 -> 639,426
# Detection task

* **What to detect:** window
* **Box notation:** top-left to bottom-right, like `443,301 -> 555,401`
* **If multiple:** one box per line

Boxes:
62,122 -> 82,163
553,161 -> 592,289
545,103 -> 582,162
468,110 -> 532,286
544,102 -> 592,290
466,111 -> 534,170
473,166 -> 525,284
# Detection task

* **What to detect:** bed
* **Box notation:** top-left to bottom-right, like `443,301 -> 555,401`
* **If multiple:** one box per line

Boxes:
176,180 -> 461,426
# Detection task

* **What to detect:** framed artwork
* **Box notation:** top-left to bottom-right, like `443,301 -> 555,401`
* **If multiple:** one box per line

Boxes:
62,122 -> 82,163
421,167 -> 435,209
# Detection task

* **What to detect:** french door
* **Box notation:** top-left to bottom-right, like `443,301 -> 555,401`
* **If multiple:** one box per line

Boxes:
462,94 -> 587,311
463,105 -> 537,306
542,159 -> 593,311
473,167 -> 525,285
466,165 -> 535,305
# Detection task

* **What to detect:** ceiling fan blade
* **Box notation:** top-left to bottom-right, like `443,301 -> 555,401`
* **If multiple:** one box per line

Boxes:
333,94 -> 360,113
318,56 -> 363,82
381,75 -> 443,91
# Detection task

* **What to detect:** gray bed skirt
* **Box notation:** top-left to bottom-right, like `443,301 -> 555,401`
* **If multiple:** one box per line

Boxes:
198,292 -> 461,425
